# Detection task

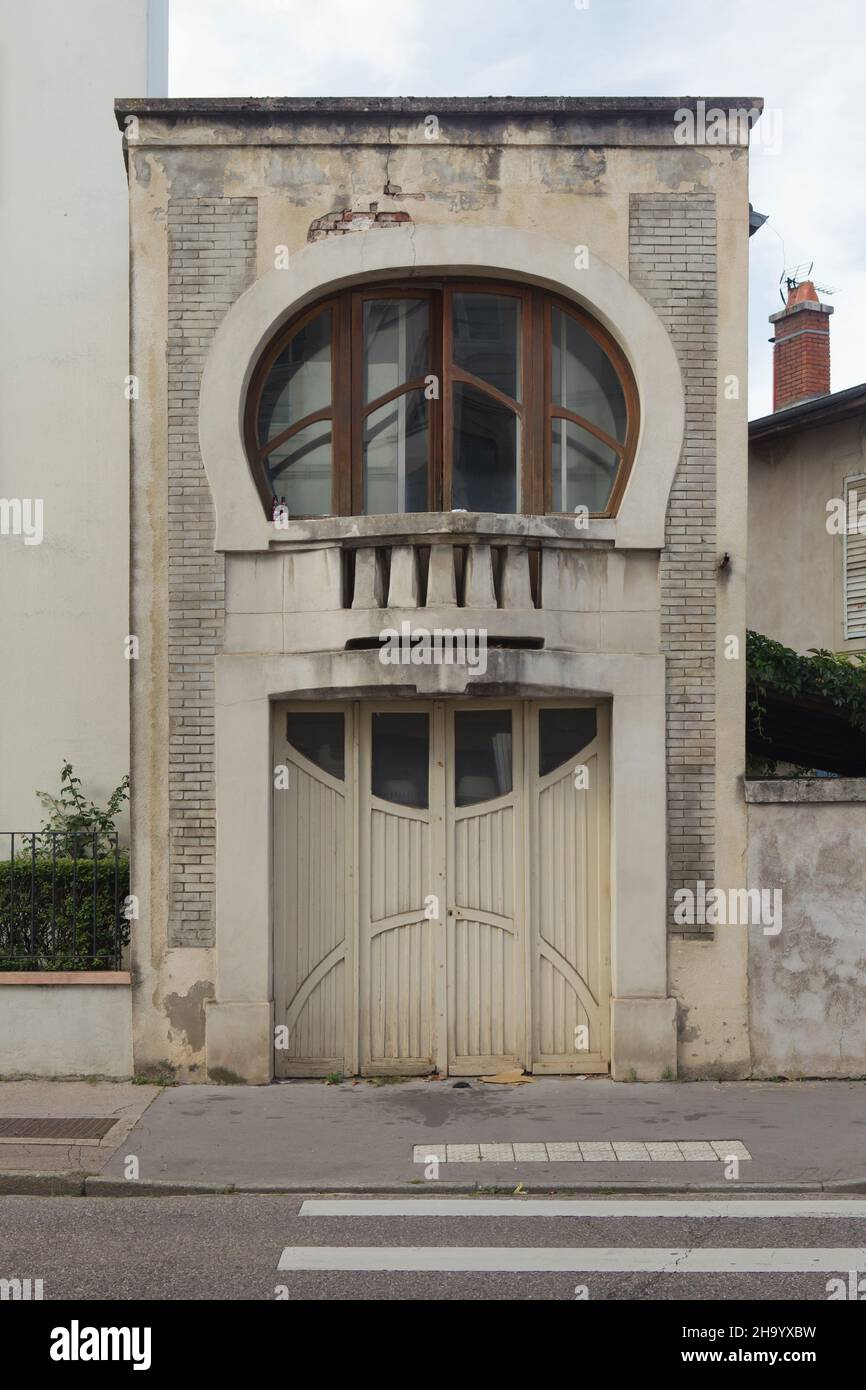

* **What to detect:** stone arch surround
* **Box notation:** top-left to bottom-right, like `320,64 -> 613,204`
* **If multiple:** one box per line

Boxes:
198,223 -> 686,552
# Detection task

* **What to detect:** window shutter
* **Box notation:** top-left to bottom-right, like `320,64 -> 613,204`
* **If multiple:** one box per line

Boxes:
844,473 -> 866,640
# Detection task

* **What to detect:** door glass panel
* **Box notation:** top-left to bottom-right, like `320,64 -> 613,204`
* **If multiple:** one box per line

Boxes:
551,307 -> 626,443
286,712 -> 345,780
258,309 -> 331,445
364,299 -> 429,403
267,423 -> 332,516
454,709 -> 513,807
452,383 -> 518,513
551,419 -> 618,514
363,390 -> 428,514
453,293 -> 520,400
539,707 -> 597,777
372,713 -> 429,808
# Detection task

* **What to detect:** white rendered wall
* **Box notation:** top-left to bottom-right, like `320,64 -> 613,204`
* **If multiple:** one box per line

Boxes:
0,1 -> 165,833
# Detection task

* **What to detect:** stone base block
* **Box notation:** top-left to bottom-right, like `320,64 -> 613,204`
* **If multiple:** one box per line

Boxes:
205,1001 -> 273,1085
611,996 -> 677,1081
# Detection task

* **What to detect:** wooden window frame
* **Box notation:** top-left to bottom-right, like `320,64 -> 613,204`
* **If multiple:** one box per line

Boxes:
245,278 -> 639,521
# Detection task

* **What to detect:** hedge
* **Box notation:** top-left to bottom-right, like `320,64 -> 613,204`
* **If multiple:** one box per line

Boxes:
0,854 -> 130,971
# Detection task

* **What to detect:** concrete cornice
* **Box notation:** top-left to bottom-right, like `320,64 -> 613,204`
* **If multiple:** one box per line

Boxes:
115,94 -> 764,124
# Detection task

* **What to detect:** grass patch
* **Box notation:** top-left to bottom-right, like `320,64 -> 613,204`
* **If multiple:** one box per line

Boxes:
208,1067 -> 247,1086
134,1062 -> 177,1087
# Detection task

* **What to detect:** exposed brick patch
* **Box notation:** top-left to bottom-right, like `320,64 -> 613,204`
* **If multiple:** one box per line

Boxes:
166,197 -> 257,946
629,193 -> 717,932
308,202 -> 412,242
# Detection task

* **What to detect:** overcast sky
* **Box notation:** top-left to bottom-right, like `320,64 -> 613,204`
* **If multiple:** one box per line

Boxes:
170,0 -> 865,418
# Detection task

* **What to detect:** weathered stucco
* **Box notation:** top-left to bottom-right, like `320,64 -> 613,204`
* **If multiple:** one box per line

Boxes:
747,781 -> 866,1077
749,413 -> 866,654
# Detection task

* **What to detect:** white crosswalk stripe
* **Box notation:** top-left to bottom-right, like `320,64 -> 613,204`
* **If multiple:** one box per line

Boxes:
300,1198 -> 866,1219
278,1245 -> 866,1273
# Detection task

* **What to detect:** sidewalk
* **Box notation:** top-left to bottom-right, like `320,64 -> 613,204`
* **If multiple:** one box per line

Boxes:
1,1076 -> 865,1195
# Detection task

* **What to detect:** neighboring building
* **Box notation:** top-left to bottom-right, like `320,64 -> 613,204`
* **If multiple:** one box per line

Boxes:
114,95 -> 755,1084
0,0 -> 169,836
749,284 -> 866,655
746,280 -> 866,1080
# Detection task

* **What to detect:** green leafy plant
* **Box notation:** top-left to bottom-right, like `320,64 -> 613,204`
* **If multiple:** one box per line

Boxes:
0,854 -> 130,970
36,761 -> 129,857
747,631 -> 866,735
0,763 -> 131,970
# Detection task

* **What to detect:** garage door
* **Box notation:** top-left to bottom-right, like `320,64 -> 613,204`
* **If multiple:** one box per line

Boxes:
274,700 -> 609,1076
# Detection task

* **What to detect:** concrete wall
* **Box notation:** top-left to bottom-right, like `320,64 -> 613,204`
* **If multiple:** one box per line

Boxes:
0,977 -> 132,1079
747,779 -> 866,1076
749,414 -> 866,654
120,98 -> 753,1080
0,1 -> 165,837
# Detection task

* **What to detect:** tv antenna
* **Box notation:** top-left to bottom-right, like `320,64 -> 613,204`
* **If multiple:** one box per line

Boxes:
779,262 -> 836,304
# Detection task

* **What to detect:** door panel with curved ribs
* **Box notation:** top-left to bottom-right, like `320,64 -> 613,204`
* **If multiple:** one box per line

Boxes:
447,705 -> 525,1074
359,706 -> 445,1074
529,703 -> 610,1073
274,704 -> 355,1077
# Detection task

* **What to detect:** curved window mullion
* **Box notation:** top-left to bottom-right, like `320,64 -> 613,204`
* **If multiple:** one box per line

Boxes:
362,376 -> 432,419
258,406 -> 334,460
450,365 -> 522,417
549,406 -> 624,458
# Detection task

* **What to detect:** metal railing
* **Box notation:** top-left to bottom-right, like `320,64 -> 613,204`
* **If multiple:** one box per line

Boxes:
0,832 -> 129,971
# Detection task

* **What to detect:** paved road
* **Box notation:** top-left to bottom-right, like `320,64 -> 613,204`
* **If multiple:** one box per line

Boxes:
3,1193 -> 866,1302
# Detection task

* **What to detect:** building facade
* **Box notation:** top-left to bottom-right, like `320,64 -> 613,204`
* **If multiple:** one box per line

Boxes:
116,96 -> 755,1083
0,0 -> 167,835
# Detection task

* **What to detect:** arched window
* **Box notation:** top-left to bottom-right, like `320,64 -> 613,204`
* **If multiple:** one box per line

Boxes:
245,279 -> 638,520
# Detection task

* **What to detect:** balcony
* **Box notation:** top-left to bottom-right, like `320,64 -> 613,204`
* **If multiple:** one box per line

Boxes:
223,513 -> 659,659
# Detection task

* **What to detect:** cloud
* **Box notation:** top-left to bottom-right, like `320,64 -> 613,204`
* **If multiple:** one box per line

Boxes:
169,0 -> 866,412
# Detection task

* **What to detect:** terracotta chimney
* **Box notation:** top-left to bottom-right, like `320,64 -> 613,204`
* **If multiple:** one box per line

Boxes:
770,279 -> 833,411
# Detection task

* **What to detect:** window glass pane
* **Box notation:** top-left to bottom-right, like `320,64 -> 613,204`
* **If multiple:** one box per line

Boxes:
551,419 -> 618,514
372,713 -> 429,808
258,310 -> 331,445
551,307 -> 626,443
286,712 -> 345,780
454,710 -> 512,807
363,390 -> 428,515
539,708 -> 597,778
268,423 -> 331,516
453,293 -> 520,400
452,383 -> 518,513
364,299 -> 429,404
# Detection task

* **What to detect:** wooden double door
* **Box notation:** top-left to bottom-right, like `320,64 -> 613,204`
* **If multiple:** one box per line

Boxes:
274,700 -> 609,1076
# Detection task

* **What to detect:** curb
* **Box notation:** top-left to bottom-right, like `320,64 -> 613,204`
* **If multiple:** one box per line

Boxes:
0,1170 -> 86,1196
3,1172 -> 866,1197
84,1177 -> 234,1197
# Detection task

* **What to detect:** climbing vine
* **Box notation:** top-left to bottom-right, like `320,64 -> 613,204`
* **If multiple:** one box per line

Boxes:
747,630 -> 866,734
